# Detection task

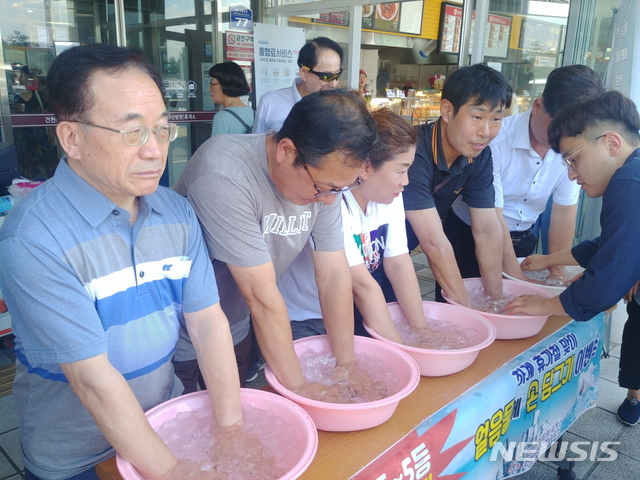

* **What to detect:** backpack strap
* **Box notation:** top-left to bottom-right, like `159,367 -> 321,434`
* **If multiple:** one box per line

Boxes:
221,109 -> 252,132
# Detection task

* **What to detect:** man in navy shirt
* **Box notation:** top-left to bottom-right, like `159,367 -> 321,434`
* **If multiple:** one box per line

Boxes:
403,64 -> 512,306
505,91 -> 640,426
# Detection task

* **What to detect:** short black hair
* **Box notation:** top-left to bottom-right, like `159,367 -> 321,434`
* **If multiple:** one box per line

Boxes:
209,61 -> 250,98
297,37 -> 344,70
541,65 -> 604,117
275,89 -> 377,169
442,64 -> 512,115
46,44 -> 162,121
548,90 -> 640,153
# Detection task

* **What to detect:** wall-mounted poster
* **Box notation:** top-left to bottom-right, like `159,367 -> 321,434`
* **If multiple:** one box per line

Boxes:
468,12 -> 512,59
313,2 -> 423,35
362,4 -> 374,29
439,4 -> 511,58
398,0 -> 423,35
313,11 -> 347,26
253,23 -> 306,105
374,3 -> 400,32
483,14 -> 512,59
438,2 -> 463,54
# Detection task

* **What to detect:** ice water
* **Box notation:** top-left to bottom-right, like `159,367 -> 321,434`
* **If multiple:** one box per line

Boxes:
155,404 -> 299,479
523,268 -> 570,287
393,316 -> 483,350
296,349 -> 399,403
468,288 -> 518,315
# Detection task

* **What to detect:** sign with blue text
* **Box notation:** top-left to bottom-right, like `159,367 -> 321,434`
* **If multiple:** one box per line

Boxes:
230,6 -> 253,31
253,23 -> 306,104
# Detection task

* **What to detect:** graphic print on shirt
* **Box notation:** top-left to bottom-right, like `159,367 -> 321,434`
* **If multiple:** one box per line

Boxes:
354,223 -> 389,272
263,212 -> 312,236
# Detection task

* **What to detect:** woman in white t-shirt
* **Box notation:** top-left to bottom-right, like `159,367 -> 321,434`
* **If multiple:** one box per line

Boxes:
278,108 -> 428,343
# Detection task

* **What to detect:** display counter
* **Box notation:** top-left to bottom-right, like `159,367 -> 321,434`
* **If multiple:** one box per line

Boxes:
96,313 -> 604,480
369,90 -> 441,126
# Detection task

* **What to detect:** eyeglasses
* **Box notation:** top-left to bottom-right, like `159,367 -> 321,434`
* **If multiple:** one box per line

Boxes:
299,155 -> 360,197
74,121 -> 179,146
561,134 -> 606,170
301,65 -> 343,83
209,80 -> 220,87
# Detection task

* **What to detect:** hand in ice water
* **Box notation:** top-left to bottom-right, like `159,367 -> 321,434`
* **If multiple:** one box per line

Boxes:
339,362 -> 390,402
154,459 -> 226,479
292,381 -> 351,403
520,254 -> 551,272
213,423 -> 263,458
503,294 -> 550,316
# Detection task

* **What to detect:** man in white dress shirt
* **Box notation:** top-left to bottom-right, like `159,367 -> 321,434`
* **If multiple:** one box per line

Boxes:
448,65 -> 605,281
253,37 -> 343,133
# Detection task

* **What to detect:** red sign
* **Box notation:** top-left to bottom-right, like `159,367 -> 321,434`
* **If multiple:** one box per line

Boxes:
225,32 -> 254,62
444,4 -> 462,17
353,410 -> 472,480
488,14 -> 511,27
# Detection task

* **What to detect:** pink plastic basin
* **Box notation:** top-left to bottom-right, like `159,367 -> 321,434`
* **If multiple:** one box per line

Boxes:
363,301 -> 496,376
502,258 -> 585,295
116,389 -> 318,480
442,278 -> 555,340
265,335 -> 420,432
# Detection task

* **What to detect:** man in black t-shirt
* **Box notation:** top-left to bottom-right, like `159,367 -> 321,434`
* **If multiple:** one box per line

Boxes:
403,64 -> 512,306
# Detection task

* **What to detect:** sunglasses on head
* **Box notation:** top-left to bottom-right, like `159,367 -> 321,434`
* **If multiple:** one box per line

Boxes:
301,65 -> 343,83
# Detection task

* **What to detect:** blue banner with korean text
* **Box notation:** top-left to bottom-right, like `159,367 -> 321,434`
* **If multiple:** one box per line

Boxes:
353,314 -> 604,480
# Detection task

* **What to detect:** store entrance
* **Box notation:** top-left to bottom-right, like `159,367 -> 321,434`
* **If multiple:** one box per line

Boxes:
1,0 -> 116,181
0,0 -> 218,186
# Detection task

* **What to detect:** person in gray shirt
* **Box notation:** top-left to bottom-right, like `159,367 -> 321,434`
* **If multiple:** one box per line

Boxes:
174,90 -> 378,393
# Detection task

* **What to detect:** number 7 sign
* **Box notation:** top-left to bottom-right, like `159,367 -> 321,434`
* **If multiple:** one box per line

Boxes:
230,6 -> 253,32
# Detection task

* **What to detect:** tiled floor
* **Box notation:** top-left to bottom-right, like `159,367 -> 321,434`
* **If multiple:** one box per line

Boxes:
0,252 -> 636,480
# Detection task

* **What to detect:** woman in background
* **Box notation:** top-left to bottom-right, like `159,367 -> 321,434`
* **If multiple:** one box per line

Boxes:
358,69 -> 369,96
209,61 -> 253,135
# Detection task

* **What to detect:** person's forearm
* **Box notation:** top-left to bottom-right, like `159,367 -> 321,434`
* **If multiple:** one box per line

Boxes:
248,294 -> 306,390
352,267 -> 404,343
497,209 -> 525,279
548,204 -> 578,275
426,243 -> 469,305
384,254 -> 427,330
474,222 -> 504,297
317,266 -> 356,366
543,295 -> 569,316
63,357 -> 177,479
405,210 -> 469,305
541,250 -> 579,268
187,304 -> 242,428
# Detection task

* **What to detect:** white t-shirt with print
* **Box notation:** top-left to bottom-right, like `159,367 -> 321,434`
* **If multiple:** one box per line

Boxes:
278,191 -> 408,321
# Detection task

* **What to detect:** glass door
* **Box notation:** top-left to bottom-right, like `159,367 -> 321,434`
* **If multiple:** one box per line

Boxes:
1,0 -> 117,180
472,0 -> 571,114
124,0 -> 250,185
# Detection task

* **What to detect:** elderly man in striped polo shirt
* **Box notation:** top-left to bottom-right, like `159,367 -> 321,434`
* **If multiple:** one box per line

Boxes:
0,45 -> 241,480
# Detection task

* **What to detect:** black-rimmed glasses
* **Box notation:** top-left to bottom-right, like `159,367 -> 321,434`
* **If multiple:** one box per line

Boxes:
73,121 -> 179,147
300,158 -> 360,197
300,65 -> 343,83
561,134 -> 606,170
